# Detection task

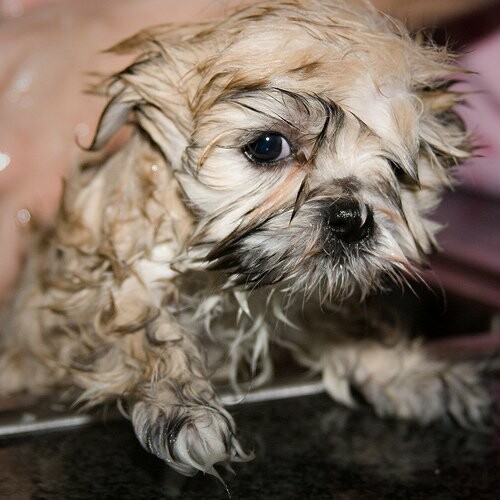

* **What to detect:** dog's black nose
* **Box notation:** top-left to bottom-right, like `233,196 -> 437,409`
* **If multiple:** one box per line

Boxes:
324,199 -> 373,244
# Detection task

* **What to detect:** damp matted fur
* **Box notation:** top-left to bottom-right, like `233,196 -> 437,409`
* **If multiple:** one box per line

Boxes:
0,0 -> 493,478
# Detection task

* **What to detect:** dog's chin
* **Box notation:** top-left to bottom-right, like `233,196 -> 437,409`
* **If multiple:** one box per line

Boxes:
206,222 -> 404,302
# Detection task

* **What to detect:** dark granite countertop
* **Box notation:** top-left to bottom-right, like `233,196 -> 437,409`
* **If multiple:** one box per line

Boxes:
1,391 -> 499,499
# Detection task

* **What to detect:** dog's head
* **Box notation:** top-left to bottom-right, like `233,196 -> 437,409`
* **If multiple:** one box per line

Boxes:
91,0 -> 469,300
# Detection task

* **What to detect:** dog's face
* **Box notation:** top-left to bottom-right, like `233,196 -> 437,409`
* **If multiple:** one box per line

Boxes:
92,0 -> 469,300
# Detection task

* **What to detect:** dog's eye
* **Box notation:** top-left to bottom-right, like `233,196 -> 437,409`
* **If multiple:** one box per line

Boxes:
389,160 -> 419,186
389,160 -> 405,180
389,160 -> 412,183
244,133 -> 292,164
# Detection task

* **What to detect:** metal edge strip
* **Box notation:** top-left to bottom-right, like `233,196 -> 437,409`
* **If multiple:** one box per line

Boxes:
0,380 -> 325,438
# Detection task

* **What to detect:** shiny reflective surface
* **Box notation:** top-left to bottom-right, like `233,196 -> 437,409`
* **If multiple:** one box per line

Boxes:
1,390 -> 499,499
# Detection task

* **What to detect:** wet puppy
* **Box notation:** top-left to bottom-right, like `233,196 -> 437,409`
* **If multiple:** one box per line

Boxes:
0,0 -> 490,477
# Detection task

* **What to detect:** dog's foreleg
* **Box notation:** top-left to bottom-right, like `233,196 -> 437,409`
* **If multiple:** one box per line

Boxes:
74,307 -> 250,477
320,338 -> 492,427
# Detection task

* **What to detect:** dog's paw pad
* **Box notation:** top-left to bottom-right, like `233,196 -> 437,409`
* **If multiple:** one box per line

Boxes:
132,401 -> 252,476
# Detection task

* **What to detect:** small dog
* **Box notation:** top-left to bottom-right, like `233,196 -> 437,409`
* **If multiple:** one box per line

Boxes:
0,0 -> 492,478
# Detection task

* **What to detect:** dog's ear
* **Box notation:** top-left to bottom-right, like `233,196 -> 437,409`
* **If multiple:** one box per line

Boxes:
87,25 -> 205,168
413,46 -> 471,183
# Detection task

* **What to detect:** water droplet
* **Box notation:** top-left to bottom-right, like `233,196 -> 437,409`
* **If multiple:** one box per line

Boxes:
0,152 -> 11,172
16,208 -> 31,225
151,164 -> 159,172
13,73 -> 32,93
7,69 -> 33,103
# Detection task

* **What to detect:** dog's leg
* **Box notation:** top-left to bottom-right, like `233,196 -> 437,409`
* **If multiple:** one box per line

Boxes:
320,338 -> 492,426
59,298 -> 250,477
0,307 -> 248,476
1,288 -> 248,476
126,312 -> 250,477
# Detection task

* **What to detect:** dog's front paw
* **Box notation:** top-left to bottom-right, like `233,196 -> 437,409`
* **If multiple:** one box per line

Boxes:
323,343 -> 493,427
132,399 -> 251,477
358,362 -> 492,426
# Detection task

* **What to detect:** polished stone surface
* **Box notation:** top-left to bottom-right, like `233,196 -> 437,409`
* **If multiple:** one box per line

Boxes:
1,393 -> 499,499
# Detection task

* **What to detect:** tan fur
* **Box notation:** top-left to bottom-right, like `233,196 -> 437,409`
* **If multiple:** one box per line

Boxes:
0,0 -> 489,478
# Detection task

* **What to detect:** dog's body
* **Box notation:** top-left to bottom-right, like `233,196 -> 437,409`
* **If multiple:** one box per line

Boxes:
0,0 -> 491,477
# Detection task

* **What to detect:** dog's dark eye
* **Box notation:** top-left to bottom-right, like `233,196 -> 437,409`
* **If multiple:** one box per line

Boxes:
389,160 -> 419,186
244,133 -> 291,164
389,160 -> 405,180
389,160 -> 414,183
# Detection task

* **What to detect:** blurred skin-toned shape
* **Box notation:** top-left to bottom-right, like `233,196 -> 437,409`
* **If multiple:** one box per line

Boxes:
0,0 -> 498,300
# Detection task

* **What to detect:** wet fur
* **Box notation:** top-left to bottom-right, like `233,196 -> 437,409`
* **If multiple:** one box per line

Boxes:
0,0 -> 491,477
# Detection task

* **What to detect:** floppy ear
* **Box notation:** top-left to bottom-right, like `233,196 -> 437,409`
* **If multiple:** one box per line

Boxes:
412,44 -> 472,183
87,25 -> 203,169
56,27 -> 211,254
419,82 -> 471,179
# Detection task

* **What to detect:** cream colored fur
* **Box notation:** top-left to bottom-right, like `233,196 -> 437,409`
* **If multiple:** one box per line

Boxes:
0,0 -> 491,478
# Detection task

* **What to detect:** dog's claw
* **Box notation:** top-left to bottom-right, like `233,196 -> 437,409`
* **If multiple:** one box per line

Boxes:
132,400 -> 252,477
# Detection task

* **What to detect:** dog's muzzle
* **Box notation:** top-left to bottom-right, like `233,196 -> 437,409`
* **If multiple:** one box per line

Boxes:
322,198 -> 374,245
